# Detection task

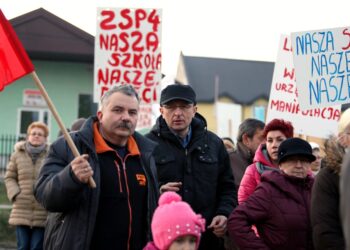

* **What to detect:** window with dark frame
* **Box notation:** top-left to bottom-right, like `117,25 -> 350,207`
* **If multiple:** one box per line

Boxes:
78,94 -> 97,118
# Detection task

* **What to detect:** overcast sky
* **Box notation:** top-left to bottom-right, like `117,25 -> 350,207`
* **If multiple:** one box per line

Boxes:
2,0 -> 350,80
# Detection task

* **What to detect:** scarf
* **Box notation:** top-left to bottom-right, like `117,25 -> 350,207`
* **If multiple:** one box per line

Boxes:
25,142 -> 46,164
256,147 -> 279,175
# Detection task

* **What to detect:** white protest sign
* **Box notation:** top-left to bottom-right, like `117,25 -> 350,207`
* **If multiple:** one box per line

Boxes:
94,8 -> 162,130
267,35 -> 340,138
291,27 -> 350,110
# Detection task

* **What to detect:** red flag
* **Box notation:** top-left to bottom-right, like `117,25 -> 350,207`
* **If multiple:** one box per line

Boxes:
0,9 -> 34,91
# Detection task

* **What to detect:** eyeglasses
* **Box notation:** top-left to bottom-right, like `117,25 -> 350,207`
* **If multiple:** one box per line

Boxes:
162,104 -> 193,111
30,132 -> 45,137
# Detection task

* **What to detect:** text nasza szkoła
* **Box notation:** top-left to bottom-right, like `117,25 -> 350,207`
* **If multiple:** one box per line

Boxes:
295,29 -> 350,105
96,9 -> 161,104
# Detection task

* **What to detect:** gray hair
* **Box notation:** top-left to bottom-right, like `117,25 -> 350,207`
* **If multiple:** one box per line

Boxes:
237,118 -> 265,142
100,85 -> 140,109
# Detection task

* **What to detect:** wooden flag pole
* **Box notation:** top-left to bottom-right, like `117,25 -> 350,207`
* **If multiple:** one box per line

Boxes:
31,72 -> 96,188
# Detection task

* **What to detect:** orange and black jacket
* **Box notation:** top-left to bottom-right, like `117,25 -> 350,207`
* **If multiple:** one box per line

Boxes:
35,116 -> 159,250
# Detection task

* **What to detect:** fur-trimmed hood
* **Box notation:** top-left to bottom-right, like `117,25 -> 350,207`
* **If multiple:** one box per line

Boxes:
14,140 -> 49,152
14,140 -> 27,151
323,136 -> 345,175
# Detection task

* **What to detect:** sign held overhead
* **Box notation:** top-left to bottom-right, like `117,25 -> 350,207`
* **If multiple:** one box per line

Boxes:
291,27 -> 350,110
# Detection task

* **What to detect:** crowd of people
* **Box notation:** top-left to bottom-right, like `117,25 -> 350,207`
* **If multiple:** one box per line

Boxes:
4,83 -> 350,250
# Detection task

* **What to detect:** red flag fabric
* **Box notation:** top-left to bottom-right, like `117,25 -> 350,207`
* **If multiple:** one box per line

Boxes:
0,9 -> 34,91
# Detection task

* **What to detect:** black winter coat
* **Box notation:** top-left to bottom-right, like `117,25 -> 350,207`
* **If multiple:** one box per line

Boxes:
311,137 -> 345,250
34,117 -> 159,250
146,114 -> 237,249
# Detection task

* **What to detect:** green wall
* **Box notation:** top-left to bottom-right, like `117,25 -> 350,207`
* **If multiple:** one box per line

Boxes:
0,60 -> 93,143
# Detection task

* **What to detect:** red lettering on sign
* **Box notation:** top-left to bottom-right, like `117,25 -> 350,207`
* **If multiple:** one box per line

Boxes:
144,71 -> 155,86
283,37 -> 292,52
133,53 -> 143,68
119,33 -> 129,52
283,67 -> 295,80
131,31 -> 144,51
132,70 -> 142,86
119,9 -> 133,30
108,53 -> 120,66
135,9 -> 147,29
96,9 -> 162,104
146,32 -> 159,52
99,9 -> 160,32
100,10 -> 116,30
142,88 -> 151,103
270,99 -> 340,121
148,9 -> 161,32
342,28 -> 350,50
101,86 -> 109,96
121,53 -> 132,68
98,33 -> 159,52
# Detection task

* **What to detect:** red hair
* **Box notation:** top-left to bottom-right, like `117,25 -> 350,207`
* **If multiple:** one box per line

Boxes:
263,119 -> 294,138
27,121 -> 49,137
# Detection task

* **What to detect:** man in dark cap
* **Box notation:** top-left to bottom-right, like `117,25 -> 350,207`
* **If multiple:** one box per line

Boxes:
146,83 -> 237,250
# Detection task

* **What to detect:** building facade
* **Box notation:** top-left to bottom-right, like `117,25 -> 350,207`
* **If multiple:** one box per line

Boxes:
0,8 -> 96,173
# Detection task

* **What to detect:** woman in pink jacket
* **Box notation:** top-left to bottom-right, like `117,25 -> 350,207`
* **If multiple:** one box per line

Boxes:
238,119 -> 294,203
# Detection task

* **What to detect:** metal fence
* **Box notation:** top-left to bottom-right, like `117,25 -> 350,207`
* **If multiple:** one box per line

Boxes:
0,135 -> 23,177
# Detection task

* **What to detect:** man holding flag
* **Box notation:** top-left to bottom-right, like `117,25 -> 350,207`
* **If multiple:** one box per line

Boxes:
0,9 -> 159,250
35,85 -> 159,249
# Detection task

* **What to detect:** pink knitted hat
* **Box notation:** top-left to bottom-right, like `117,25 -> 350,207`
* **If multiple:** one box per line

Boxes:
151,192 -> 206,250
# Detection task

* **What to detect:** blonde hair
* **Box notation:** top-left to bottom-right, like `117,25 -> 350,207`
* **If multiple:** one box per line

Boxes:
27,122 -> 49,137
338,108 -> 350,134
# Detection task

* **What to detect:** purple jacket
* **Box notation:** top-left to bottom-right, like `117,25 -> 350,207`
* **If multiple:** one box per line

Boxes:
228,171 -> 314,250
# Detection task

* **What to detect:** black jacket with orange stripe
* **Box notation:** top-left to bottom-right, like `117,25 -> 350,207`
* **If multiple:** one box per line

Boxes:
34,116 -> 159,250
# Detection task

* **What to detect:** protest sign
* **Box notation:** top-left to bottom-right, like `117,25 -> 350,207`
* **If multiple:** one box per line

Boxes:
94,8 -> 162,130
267,35 -> 340,138
291,27 -> 350,110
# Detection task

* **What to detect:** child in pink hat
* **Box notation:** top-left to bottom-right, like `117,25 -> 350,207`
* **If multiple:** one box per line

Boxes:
144,191 -> 206,250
